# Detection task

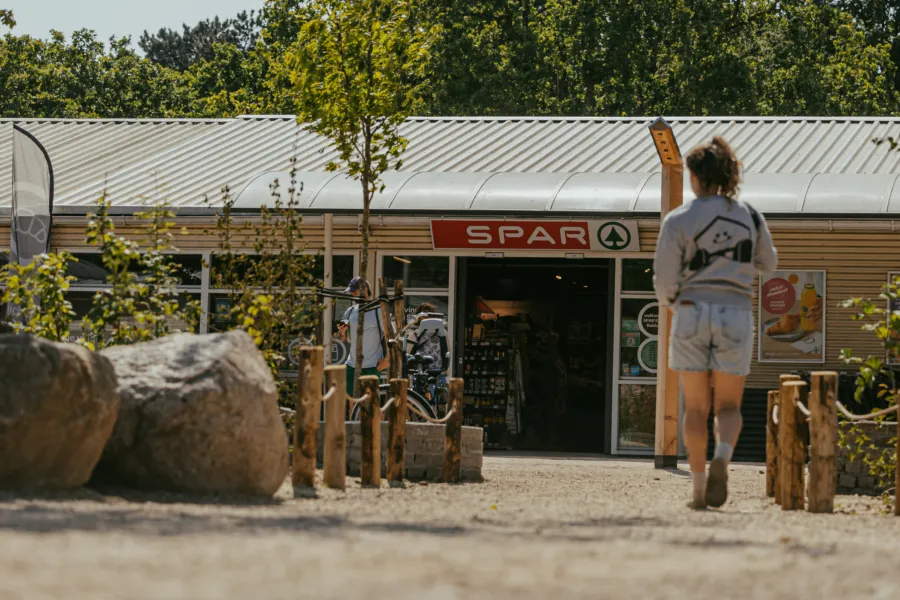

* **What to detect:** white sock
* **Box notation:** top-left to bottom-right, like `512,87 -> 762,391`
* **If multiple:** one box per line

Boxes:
714,442 -> 734,464
692,472 -> 706,502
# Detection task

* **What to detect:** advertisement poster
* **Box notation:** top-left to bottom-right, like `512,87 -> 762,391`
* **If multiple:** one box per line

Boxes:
889,272 -> 900,366
758,270 -> 826,363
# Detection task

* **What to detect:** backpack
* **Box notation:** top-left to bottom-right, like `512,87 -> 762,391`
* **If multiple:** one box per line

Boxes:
408,315 -> 449,372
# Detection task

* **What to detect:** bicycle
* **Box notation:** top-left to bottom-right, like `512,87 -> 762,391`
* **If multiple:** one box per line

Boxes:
348,313 -> 450,423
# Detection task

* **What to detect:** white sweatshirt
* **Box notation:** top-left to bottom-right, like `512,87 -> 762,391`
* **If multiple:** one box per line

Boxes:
653,195 -> 778,309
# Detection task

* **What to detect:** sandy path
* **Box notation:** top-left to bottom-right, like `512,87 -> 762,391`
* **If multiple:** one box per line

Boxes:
1,455 -> 898,600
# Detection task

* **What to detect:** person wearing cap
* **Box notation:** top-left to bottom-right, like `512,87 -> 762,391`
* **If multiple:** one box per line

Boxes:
342,277 -> 389,393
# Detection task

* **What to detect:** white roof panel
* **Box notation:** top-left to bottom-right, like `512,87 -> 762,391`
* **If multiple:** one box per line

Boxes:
3,115 -> 900,215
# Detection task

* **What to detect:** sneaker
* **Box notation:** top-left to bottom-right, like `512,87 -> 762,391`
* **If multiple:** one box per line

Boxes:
686,499 -> 707,511
705,458 -> 728,508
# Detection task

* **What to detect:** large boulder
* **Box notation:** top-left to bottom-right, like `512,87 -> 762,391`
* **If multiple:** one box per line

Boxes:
0,335 -> 119,490
94,331 -> 288,497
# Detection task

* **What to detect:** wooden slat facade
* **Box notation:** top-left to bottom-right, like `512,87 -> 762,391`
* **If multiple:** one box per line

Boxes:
30,218 -> 900,397
48,222 -> 435,253
642,223 -> 900,390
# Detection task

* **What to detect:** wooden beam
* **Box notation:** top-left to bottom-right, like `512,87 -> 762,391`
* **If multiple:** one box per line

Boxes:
654,160 -> 683,469
807,372 -> 837,514
766,390 -> 778,498
293,346 -> 323,488
779,380 -> 807,511
323,365 -> 347,490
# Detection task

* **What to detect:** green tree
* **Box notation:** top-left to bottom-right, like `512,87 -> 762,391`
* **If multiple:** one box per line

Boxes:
0,30 -> 192,118
0,9 -> 14,29
839,275 -> 900,502
286,0 -> 432,393
0,252 -> 77,342
81,195 -> 200,348
140,11 -> 262,72
206,173 -> 320,405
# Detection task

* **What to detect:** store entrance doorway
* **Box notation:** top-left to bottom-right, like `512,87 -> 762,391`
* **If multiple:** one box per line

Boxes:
457,258 -> 612,453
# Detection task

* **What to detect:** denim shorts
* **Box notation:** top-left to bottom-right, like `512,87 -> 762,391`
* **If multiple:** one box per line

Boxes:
669,301 -> 754,377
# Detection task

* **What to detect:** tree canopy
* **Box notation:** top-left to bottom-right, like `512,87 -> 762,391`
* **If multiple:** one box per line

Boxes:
0,0 -> 898,119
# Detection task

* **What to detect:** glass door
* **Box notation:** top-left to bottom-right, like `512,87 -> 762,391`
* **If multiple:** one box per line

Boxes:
612,258 -> 659,454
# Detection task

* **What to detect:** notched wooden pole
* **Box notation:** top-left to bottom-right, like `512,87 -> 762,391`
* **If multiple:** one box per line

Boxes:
775,374 -> 799,506
779,380 -> 807,511
808,372 -> 838,514
766,390 -> 778,499
359,375 -> 381,487
323,364 -> 347,490
387,378 -> 408,484
443,378 -> 464,483
293,346 -> 323,488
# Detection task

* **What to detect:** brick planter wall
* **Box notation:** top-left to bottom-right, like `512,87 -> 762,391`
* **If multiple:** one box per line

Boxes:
837,421 -> 896,495
315,422 -> 484,482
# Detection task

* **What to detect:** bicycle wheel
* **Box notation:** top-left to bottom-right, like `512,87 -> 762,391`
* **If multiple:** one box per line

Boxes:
349,383 -> 437,423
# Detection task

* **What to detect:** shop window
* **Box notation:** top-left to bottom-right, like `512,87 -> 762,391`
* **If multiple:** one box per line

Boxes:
65,291 -> 200,343
209,253 -> 352,288
382,255 -> 449,289
621,259 -> 654,293
618,384 -> 656,450
619,298 -> 659,379
315,255 -> 355,287
68,253 -> 203,288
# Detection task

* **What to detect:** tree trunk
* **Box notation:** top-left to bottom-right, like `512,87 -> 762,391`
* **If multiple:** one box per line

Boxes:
353,179 -> 372,397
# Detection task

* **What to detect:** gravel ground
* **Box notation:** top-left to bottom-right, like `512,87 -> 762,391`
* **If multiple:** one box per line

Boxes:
1,455 -> 899,600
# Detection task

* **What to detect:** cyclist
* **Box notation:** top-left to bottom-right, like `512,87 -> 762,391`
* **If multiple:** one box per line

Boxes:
405,302 -> 448,373
404,303 -> 450,414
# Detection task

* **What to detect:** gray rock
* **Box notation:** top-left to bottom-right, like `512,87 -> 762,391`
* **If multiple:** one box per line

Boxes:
0,335 -> 119,489
95,331 -> 288,497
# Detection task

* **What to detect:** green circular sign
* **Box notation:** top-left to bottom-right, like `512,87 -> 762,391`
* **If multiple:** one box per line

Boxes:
638,339 -> 658,374
597,222 -> 632,251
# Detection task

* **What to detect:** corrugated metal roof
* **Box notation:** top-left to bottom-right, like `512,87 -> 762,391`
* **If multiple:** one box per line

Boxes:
3,115 -> 900,214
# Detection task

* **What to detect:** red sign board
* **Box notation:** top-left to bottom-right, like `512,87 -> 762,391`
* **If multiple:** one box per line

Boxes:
430,219 -> 639,252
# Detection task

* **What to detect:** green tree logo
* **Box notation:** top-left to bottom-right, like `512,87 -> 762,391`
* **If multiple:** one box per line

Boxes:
598,222 -> 631,250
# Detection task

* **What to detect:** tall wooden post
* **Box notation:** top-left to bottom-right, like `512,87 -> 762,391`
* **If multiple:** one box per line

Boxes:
808,372 -> 838,514
779,380 -> 807,511
359,375 -> 382,487
378,277 -> 396,380
766,390 -> 778,498
323,365 -> 347,490
649,118 -> 683,469
293,346 -> 323,488
776,374 -> 799,505
322,213 -> 334,365
392,280 -> 405,380
443,378 -> 464,483
387,378 -> 408,483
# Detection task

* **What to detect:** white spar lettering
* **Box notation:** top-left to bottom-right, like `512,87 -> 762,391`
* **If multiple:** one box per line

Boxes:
466,225 -> 492,244
526,226 -> 555,245
498,226 -> 524,244
559,226 -> 587,246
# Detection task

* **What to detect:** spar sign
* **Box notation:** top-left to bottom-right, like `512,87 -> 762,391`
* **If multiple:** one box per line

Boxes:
430,219 -> 640,252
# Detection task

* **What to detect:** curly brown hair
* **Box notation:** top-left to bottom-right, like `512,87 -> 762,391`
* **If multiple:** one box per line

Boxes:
685,136 -> 742,201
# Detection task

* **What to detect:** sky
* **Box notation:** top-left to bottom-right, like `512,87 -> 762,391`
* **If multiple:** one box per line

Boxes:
6,0 -> 264,45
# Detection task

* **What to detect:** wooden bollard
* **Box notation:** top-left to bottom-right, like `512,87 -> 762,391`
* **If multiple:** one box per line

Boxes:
775,374 -> 800,506
766,390 -> 778,498
779,380 -> 807,511
808,372 -> 838,514
387,378 -> 408,483
443,378 -> 464,483
359,375 -> 381,487
392,280 -> 405,380
293,346 -> 323,487
323,364 -> 347,490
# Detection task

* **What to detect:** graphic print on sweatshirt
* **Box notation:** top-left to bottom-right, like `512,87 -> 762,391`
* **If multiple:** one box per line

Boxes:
689,215 -> 753,272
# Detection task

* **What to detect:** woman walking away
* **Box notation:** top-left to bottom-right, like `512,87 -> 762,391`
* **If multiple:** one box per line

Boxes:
653,137 -> 778,509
